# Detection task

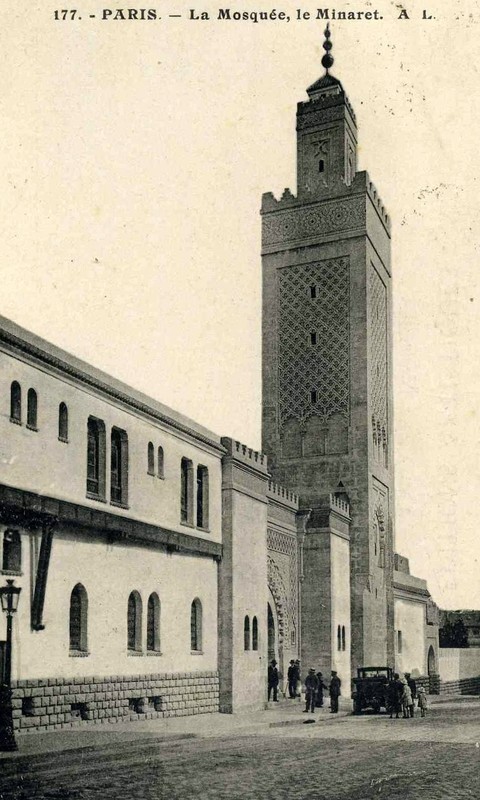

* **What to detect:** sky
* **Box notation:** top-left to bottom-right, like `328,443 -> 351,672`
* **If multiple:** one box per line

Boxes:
1,2 -> 479,607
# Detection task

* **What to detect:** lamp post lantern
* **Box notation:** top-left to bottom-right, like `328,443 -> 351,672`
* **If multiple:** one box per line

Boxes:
0,579 -> 21,752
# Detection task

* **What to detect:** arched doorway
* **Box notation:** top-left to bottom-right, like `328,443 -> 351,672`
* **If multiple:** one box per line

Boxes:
427,645 -> 436,676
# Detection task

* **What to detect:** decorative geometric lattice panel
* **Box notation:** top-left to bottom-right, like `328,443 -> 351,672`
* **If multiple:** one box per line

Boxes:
369,265 -> 388,442
278,258 -> 350,427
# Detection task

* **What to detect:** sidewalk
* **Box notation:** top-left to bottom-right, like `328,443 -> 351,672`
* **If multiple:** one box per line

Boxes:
1,697 -> 351,759
2,693 -> 477,759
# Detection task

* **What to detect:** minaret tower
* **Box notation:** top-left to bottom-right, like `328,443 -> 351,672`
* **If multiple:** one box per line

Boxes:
261,27 -> 395,673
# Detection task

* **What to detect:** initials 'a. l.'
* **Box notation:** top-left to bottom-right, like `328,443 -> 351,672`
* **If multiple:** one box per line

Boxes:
189,9 -> 210,19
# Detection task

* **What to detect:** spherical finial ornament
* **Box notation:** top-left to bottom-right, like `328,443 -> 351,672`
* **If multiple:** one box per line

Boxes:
321,53 -> 334,71
322,24 -> 334,72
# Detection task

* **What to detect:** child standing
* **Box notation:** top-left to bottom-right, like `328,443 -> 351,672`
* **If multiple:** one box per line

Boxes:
417,685 -> 428,717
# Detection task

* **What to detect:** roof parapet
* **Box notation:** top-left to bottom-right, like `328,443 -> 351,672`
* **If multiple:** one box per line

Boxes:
221,437 -> 268,473
267,480 -> 299,508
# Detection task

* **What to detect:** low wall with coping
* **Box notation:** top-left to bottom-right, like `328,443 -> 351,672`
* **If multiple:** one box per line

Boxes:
11,670 -> 219,733
439,648 -> 480,695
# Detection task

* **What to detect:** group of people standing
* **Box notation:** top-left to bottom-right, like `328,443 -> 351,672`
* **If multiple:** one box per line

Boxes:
268,659 -> 342,713
387,672 -> 428,718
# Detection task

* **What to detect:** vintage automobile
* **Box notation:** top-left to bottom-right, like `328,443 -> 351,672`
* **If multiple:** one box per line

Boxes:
351,666 -> 394,713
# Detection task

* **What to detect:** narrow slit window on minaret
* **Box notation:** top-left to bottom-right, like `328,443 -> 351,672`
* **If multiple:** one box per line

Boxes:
310,332 -> 317,346
310,390 -> 317,404
310,285 -> 317,299
318,159 -> 325,173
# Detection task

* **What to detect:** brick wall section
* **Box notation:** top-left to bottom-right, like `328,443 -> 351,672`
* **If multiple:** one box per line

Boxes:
11,671 -> 219,733
439,677 -> 480,696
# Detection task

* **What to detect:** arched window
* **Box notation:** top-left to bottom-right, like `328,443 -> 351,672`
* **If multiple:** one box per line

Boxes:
147,592 -> 161,652
147,442 -> 155,475
10,381 -> 21,423
252,616 -> 258,651
244,615 -> 250,651
87,416 -> 106,499
196,465 -> 209,529
342,625 -> 346,651
2,529 -> 21,572
69,583 -> 88,652
127,591 -> 143,652
27,388 -> 38,429
337,624 -> 341,651
318,158 -> 325,173
111,427 -> 128,505
157,446 -> 164,479
181,458 -> 194,524
190,598 -> 202,652
58,402 -> 68,442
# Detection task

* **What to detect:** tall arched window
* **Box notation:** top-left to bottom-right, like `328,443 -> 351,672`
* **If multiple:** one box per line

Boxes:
244,615 -> 250,651
181,458 -> 194,524
127,591 -> 143,652
157,446 -> 164,479
69,583 -> 88,652
252,616 -> 258,651
27,388 -> 38,429
190,598 -> 202,652
147,592 -> 161,652
10,381 -> 21,424
196,466 -> 209,529
147,442 -> 155,475
337,624 -> 342,651
342,625 -> 346,651
2,530 -> 21,572
87,416 -> 106,499
58,402 -> 68,442
111,427 -> 128,505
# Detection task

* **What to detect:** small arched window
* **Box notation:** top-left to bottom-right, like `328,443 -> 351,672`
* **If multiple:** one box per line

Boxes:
27,388 -> 38,429
252,616 -> 258,651
2,529 -> 21,572
337,624 -> 342,651
244,615 -> 250,651
190,598 -> 202,652
147,442 -> 155,475
127,591 -> 143,652
318,159 -> 325,173
157,446 -> 164,479
147,592 -> 161,652
342,625 -> 346,652
69,583 -> 88,652
58,402 -> 69,442
10,381 -> 21,424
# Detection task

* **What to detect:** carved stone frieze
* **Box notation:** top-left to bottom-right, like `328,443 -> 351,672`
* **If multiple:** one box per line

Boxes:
262,196 -> 364,247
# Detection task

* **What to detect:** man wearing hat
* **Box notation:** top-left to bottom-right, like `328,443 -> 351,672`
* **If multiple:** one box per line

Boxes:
303,668 -> 319,713
329,670 -> 342,713
267,659 -> 279,702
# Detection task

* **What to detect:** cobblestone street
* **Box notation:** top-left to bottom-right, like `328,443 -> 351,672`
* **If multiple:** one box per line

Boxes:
1,699 -> 479,800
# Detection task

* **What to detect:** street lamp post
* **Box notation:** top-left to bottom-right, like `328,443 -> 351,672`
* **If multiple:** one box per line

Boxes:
0,579 -> 21,752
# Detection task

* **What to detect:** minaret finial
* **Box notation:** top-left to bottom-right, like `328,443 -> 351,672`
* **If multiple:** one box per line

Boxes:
321,24 -> 334,74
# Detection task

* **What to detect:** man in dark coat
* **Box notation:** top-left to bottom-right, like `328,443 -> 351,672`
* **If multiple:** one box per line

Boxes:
315,672 -> 328,707
267,659 -> 279,701
387,673 -> 403,718
329,671 -> 341,713
303,668 -> 319,713
287,660 -> 296,698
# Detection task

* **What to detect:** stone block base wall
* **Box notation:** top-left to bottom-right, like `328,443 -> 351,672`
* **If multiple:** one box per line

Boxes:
439,676 -> 480,696
11,671 -> 219,734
